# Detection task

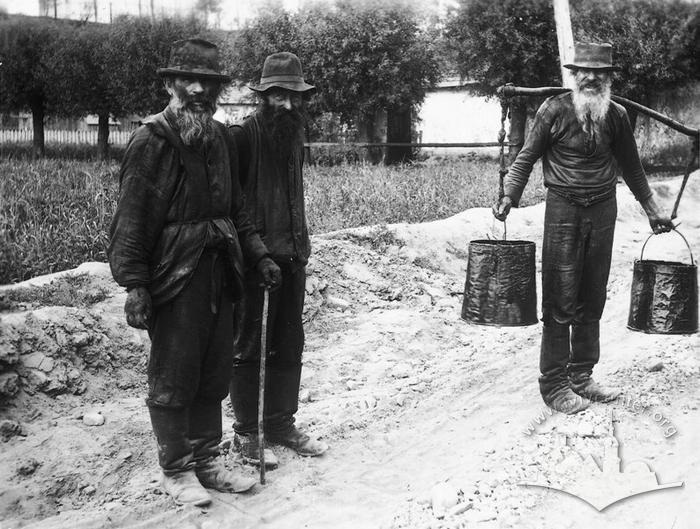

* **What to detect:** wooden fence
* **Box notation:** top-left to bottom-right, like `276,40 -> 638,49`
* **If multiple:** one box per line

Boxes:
0,129 -> 134,145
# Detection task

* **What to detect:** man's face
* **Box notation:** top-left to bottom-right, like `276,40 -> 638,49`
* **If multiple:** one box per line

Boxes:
573,69 -> 610,95
167,76 -> 221,113
265,88 -> 303,112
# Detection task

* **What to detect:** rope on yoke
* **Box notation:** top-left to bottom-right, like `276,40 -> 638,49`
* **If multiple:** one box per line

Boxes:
497,86 -> 510,241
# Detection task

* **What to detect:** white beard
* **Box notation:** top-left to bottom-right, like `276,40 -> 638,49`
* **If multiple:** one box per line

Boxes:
572,79 -> 612,137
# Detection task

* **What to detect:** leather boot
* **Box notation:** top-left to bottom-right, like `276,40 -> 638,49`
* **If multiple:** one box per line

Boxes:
569,373 -> 621,403
161,470 -> 212,506
539,322 -> 571,400
190,400 -> 223,465
195,457 -> 256,493
543,386 -> 591,415
229,363 -> 260,435
233,433 -> 279,468
264,365 -> 328,457
149,406 -> 211,506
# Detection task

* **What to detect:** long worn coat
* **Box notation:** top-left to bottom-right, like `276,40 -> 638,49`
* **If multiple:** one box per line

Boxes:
229,110 -> 311,265
108,108 -> 268,307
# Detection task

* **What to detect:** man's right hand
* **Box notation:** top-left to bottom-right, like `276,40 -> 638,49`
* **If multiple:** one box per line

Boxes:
492,196 -> 513,222
124,286 -> 151,329
256,256 -> 282,290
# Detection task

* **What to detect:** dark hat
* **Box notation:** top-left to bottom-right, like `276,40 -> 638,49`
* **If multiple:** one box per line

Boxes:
248,52 -> 316,93
564,42 -> 621,71
157,38 -> 232,82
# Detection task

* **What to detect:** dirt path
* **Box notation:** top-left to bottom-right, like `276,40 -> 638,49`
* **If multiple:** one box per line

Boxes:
1,174 -> 698,529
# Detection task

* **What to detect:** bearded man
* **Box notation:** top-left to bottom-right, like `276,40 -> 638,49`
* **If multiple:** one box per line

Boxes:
109,39 -> 280,506
493,42 -> 674,414
228,52 -> 328,468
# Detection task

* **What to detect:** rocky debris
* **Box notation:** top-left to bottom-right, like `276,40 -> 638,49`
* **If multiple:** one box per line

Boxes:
647,360 -> 664,372
83,412 -> 105,426
0,419 -> 24,441
16,458 -> 41,476
430,481 -> 460,518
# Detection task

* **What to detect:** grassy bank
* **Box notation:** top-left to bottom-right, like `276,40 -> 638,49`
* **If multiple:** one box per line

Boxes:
0,155 -> 545,284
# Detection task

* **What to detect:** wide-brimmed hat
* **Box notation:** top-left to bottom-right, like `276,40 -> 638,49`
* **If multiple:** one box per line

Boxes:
157,38 -> 232,82
248,52 -> 316,93
564,42 -> 621,71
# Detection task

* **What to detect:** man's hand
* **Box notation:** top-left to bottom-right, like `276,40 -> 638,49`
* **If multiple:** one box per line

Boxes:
124,286 -> 151,329
641,196 -> 674,234
492,196 -> 513,222
256,256 -> 282,289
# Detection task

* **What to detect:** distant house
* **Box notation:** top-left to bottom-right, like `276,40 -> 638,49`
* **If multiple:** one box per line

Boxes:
416,76 -> 502,155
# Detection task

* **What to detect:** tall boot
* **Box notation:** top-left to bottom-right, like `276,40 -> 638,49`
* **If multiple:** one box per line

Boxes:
148,405 -> 211,506
229,363 -> 260,435
539,321 -> 572,400
264,365 -> 328,457
569,322 -> 620,402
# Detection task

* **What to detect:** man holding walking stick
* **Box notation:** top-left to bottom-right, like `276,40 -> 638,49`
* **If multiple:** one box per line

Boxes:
229,52 -> 329,468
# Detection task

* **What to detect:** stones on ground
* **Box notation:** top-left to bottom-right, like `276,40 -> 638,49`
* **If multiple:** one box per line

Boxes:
16,458 -> 40,476
0,372 -> 20,398
430,482 -> 459,518
0,419 -> 24,441
82,411 -> 105,426
391,363 -> 412,379
647,360 -> 664,372
325,295 -> 351,310
299,388 -> 311,403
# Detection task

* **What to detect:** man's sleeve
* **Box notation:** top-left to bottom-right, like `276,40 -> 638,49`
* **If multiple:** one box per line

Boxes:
612,106 -> 653,203
503,101 -> 553,206
225,126 -> 269,267
107,127 -> 171,289
229,124 -> 251,189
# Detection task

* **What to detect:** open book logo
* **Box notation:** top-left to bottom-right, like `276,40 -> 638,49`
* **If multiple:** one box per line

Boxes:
519,412 -> 683,511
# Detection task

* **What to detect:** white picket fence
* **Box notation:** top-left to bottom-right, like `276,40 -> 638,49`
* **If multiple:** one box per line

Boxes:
0,129 -> 134,145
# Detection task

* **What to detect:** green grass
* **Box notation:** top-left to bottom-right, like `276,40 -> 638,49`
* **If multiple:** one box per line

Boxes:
0,153 -> 545,284
304,155 -> 545,233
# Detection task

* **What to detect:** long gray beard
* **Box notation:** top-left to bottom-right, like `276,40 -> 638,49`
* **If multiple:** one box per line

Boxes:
572,81 -> 612,137
173,102 -> 216,149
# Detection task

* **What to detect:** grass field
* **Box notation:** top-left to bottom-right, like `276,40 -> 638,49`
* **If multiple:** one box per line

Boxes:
0,154 -> 545,284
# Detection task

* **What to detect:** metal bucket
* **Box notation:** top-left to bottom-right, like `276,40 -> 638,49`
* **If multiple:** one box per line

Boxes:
461,239 -> 538,326
627,230 -> 698,334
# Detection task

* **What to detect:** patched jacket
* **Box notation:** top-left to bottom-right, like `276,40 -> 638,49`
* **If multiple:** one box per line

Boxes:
229,111 -> 311,265
504,92 -> 653,206
108,108 -> 268,307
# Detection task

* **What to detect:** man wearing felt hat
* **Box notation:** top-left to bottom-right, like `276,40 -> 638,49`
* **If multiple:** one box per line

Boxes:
493,42 -> 674,414
109,38 -> 281,506
228,52 -> 329,469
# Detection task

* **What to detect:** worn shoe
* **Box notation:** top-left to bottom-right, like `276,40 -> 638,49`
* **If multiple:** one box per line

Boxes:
544,387 -> 591,415
161,470 -> 212,506
195,457 -> 256,493
266,426 -> 329,457
233,433 -> 279,469
570,376 -> 621,403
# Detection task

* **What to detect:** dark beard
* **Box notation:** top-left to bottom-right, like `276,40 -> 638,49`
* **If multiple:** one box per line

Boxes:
261,100 -> 306,160
172,95 -> 217,150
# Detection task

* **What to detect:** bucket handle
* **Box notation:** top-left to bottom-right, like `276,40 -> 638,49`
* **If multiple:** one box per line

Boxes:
640,228 -> 695,266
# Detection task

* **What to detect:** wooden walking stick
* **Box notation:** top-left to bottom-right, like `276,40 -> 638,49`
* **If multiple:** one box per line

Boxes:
257,287 -> 270,484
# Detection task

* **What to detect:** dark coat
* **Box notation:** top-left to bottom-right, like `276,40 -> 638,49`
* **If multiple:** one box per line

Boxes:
229,110 -> 311,265
108,108 -> 268,307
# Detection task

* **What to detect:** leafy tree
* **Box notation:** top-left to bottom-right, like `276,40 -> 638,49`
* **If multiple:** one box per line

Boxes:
229,1 -> 441,164
574,0 -> 698,106
0,16 -> 62,157
45,22 -> 119,160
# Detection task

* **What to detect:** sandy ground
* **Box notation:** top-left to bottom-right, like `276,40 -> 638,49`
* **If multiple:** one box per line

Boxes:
1,172 -> 698,529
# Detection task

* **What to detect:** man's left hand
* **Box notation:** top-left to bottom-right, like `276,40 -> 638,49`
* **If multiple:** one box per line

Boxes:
256,256 -> 282,289
641,196 -> 674,234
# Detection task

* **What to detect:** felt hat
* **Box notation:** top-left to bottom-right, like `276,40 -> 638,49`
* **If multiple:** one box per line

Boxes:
564,42 -> 621,71
248,52 -> 316,93
157,38 -> 232,82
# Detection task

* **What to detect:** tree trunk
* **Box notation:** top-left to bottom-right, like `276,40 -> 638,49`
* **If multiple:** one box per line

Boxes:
97,112 -> 110,161
385,106 -> 413,165
30,98 -> 45,159
507,100 -> 527,165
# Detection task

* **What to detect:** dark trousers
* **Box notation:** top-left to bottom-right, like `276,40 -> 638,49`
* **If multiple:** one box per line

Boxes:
229,262 -> 306,435
146,250 -> 234,474
539,191 -> 617,398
